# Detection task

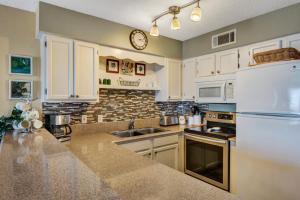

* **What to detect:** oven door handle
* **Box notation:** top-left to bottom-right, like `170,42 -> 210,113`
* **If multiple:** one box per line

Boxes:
186,134 -> 227,144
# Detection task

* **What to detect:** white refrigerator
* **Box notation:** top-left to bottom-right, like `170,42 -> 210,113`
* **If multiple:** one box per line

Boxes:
236,60 -> 300,200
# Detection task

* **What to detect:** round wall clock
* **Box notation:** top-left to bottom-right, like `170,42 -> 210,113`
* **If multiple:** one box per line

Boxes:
130,29 -> 148,50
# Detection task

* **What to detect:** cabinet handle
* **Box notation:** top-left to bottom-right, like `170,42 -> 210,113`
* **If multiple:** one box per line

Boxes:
76,95 -> 79,98
211,71 -> 215,74
168,96 -> 171,99
70,94 -> 74,98
217,70 -> 220,74
192,96 -> 195,99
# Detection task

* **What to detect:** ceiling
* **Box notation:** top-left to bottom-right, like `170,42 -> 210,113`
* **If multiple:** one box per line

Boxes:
1,0 -> 300,41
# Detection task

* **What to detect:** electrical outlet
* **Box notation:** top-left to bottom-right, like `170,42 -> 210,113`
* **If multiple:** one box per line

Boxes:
81,115 -> 87,124
97,115 -> 103,123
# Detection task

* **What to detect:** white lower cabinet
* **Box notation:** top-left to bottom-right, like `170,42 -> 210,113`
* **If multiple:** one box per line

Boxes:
119,134 -> 180,170
136,149 -> 152,159
153,144 -> 178,170
120,140 -> 152,152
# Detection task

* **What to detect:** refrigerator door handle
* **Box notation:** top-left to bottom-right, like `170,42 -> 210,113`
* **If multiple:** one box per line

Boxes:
238,112 -> 300,118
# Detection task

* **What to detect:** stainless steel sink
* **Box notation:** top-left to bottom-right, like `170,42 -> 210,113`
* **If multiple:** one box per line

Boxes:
112,127 -> 168,138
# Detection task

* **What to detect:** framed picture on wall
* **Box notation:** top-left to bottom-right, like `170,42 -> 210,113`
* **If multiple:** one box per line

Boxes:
9,54 -> 33,75
9,80 -> 33,100
106,59 -> 119,73
135,63 -> 146,76
120,60 -> 134,76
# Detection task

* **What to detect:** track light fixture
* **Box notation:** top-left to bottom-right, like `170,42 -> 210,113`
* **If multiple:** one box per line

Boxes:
150,0 -> 201,36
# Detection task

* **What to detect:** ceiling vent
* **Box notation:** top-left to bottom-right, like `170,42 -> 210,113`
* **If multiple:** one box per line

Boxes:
212,29 -> 236,49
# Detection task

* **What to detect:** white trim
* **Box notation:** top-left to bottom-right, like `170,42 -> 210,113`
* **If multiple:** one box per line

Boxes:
9,54 -> 33,76
8,80 -> 33,100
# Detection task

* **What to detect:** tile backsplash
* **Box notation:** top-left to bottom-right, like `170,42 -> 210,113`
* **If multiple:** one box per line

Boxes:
42,89 -> 235,124
156,101 -> 208,115
43,89 -> 161,124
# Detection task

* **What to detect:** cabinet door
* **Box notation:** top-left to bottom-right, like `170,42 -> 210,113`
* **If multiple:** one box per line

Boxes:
284,33 -> 300,51
249,39 -> 282,65
136,150 -> 152,159
74,41 -> 99,100
153,144 -> 178,170
120,140 -> 152,152
238,45 -> 251,68
167,59 -> 182,100
216,49 -> 238,75
195,54 -> 216,78
182,59 -> 196,101
45,35 -> 73,100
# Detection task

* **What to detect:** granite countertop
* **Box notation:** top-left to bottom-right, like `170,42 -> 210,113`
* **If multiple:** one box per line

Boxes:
0,130 -> 120,200
0,127 -> 238,200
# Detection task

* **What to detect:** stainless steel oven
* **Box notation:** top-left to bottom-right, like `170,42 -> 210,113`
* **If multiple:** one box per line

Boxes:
184,134 -> 229,190
184,111 -> 236,191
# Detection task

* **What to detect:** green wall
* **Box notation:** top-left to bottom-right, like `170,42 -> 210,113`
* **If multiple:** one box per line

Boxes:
0,5 -> 41,115
39,2 -> 182,59
183,3 -> 300,59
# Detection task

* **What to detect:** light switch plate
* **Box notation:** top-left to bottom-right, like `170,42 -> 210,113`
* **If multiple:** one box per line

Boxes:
81,115 -> 87,124
97,115 -> 103,123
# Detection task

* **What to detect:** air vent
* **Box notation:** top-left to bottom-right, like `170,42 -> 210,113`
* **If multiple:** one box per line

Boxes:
212,29 -> 236,49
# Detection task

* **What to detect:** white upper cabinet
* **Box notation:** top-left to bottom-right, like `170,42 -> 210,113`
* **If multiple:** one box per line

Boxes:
284,33 -> 300,51
45,35 -> 74,100
168,59 -> 182,100
42,34 -> 99,101
195,54 -> 216,78
155,58 -> 181,101
238,45 -> 251,68
216,49 -> 239,75
182,59 -> 196,101
74,41 -> 99,100
249,39 -> 282,65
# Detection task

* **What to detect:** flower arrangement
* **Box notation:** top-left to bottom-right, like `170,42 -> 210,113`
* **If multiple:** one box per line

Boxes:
0,100 -> 43,139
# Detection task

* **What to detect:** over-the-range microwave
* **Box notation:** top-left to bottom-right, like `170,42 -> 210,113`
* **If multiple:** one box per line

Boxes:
195,80 -> 235,103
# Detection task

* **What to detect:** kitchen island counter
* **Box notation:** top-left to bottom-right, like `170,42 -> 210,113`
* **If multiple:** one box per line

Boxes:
0,127 -> 238,200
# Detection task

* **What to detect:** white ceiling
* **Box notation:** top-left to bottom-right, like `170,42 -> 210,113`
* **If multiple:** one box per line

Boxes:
1,0 -> 300,41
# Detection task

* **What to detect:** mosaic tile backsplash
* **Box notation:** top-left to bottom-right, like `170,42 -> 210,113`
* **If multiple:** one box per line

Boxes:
42,89 -> 209,124
43,89 -> 161,124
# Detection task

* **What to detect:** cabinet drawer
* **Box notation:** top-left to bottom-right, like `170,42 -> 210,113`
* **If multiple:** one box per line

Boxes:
120,140 -> 152,152
153,135 -> 178,148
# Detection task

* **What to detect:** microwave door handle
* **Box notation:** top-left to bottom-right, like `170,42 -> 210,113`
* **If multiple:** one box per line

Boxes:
223,82 -> 226,101
186,134 -> 226,144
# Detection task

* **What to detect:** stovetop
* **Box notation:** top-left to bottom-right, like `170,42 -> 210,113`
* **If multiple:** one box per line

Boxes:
184,126 -> 236,140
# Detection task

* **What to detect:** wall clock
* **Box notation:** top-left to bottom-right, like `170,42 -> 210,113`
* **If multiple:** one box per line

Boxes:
130,29 -> 148,50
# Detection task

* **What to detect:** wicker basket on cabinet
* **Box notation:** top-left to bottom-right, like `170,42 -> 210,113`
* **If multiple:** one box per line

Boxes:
253,48 -> 300,64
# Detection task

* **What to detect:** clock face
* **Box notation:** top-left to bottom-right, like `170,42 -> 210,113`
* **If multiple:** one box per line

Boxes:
130,30 -> 148,50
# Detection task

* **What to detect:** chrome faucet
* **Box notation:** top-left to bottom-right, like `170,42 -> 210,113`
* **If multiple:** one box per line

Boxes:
128,118 -> 135,130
